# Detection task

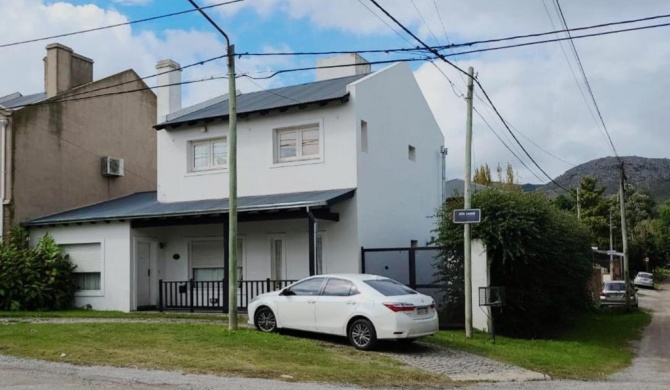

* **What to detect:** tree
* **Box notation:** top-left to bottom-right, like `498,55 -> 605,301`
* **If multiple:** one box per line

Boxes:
434,189 -> 594,338
570,176 -> 610,248
474,163 -> 492,186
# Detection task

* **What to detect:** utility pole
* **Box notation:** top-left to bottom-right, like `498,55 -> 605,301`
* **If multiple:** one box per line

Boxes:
609,211 -> 614,279
619,161 -> 630,309
576,187 -> 581,219
464,66 -> 474,339
188,0 -> 238,329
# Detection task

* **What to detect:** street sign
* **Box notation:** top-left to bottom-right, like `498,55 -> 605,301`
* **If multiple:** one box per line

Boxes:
453,209 -> 481,224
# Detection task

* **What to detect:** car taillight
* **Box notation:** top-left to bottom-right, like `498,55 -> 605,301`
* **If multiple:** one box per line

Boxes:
383,303 -> 416,312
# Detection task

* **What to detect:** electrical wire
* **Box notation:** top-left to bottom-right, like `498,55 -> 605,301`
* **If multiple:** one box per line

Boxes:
0,0 -> 244,49
554,0 -> 620,160
366,0 -> 568,192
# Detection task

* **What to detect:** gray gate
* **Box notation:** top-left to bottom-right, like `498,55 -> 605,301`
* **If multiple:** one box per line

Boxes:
361,246 -> 446,310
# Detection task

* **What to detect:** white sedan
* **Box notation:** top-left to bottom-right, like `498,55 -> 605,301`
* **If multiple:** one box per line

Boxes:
247,274 -> 439,350
634,272 -> 654,288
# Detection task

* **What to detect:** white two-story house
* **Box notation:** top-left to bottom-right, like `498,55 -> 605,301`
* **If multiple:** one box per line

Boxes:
26,54 -> 446,312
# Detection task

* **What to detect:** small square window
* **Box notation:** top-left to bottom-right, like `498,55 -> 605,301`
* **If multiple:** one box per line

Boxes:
190,137 -> 227,171
408,145 -> 416,161
274,124 -> 320,163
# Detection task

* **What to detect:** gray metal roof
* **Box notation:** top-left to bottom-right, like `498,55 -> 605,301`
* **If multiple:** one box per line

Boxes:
0,92 -> 46,109
26,188 -> 356,226
155,74 -> 368,130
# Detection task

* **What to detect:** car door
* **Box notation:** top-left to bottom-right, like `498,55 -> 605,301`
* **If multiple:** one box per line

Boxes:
315,278 -> 360,335
276,277 -> 326,331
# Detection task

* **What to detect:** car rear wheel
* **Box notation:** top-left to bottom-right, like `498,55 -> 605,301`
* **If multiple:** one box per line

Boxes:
348,318 -> 378,350
254,307 -> 277,333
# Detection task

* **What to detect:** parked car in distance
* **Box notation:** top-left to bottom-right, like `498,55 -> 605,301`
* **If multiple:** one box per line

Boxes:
600,281 -> 638,308
634,272 -> 654,288
248,274 -> 439,350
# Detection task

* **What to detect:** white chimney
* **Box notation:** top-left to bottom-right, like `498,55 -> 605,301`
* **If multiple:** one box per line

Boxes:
316,53 -> 371,81
155,59 -> 182,123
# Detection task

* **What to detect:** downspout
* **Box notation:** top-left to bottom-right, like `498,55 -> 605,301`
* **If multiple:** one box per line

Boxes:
440,146 -> 448,201
0,115 -> 8,240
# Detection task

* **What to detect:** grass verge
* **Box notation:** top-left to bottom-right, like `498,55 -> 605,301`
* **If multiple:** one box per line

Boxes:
428,309 -> 651,380
0,322 -> 448,388
0,310 -> 231,321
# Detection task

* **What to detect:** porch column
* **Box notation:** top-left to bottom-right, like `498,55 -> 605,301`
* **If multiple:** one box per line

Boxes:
307,209 -> 317,276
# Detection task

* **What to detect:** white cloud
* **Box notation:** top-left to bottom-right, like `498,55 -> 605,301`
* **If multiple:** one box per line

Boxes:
0,1 -> 292,109
111,0 -> 152,6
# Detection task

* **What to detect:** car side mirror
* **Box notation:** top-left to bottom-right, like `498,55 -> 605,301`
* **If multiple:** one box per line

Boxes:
280,288 -> 294,296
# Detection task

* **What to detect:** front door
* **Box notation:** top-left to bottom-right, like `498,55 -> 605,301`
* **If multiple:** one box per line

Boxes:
276,277 -> 325,331
136,240 -> 157,309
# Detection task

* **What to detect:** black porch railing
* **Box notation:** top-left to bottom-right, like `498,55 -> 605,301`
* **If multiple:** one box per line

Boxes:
158,279 -> 296,313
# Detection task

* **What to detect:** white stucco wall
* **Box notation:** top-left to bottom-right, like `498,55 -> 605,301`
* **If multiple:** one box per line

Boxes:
157,105 -> 357,202
350,63 -> 445,249
131,198 -> 358,282
30,222 -> 132,312
471,239 -> 491,332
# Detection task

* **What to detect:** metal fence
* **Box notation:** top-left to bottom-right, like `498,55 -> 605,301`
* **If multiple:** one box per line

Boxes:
159,279 -> 297,312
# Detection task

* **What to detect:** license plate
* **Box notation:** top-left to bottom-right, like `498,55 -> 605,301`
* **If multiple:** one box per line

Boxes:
417,307 -> 428,315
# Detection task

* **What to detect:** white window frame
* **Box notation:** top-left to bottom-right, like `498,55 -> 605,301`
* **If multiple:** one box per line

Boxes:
269,235 -> 287,280
189,137 -> 228,172
272,121 -> 324,166
316,232 -> 325,275
188,237 -> 245,281
60,241 -> 105,297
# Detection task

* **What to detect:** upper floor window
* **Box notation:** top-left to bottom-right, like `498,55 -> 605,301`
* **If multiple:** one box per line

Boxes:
274,124 -> 320,163
191,138 -> 227,171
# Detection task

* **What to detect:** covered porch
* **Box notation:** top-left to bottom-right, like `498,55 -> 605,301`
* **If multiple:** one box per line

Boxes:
26,188 -> 357,313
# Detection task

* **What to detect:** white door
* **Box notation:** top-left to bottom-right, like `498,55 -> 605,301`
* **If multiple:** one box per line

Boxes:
276,277 -> 325,331
315,278 -> 360,335
136,241 -> 152,308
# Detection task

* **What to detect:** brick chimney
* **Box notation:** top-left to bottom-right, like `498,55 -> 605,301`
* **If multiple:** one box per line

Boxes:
44,43 -> 94,98
316,53 -> 371,81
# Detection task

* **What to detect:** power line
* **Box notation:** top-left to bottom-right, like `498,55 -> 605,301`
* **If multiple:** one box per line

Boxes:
473,106 -> 545,183
236,12 -> 670,58
366,0 -> 568,192
410,0 -> 442,45
541,0 -> 605,145
355,0 -> 416,47
0,0 -> 244,49
554,0 -> 619,160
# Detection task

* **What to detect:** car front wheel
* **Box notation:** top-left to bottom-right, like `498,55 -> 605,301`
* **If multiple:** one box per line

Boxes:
254,307 -> 277,333
348,318 -> 378,351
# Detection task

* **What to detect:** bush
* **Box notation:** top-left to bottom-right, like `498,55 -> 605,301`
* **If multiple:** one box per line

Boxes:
434,189 -> 594,338
0,228 -> 77,311
653,267 -> 670,283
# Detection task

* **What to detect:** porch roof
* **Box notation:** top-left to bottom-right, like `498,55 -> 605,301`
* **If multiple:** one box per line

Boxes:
25,188 -> 355,227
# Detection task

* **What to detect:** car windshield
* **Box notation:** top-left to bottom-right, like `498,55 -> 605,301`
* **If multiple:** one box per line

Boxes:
365,279 -> 417,296
637,272 -> 652,278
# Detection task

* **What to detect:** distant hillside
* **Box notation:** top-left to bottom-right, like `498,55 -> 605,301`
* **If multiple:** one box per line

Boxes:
540,156 -> 670,202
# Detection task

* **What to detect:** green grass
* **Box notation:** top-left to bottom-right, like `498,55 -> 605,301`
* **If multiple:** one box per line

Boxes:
0,323 -> 448,388
0,310 -> 232,321
428,309 -> 651,380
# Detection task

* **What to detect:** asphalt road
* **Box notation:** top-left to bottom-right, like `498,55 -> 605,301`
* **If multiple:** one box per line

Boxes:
0,281 -> 668,389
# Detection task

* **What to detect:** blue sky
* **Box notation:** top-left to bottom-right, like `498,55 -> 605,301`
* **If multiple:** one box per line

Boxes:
3,1 -> 670,183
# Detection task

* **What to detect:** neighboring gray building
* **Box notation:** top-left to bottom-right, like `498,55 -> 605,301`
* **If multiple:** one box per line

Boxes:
0,43 -> 157,236
444,178 -> 487,199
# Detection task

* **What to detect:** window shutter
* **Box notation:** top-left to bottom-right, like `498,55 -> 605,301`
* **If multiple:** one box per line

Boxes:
191,240 -> 224,268
62,243 -> 101,273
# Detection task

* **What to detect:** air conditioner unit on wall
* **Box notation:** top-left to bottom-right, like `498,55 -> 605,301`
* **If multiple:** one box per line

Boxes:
101,156 -> 124,177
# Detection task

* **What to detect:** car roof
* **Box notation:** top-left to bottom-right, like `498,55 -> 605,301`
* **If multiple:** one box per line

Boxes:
312,274 -> 392,282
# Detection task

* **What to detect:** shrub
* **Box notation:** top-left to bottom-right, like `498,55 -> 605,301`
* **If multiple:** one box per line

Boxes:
434,189 -> 594,338
0,228 -> 77,311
